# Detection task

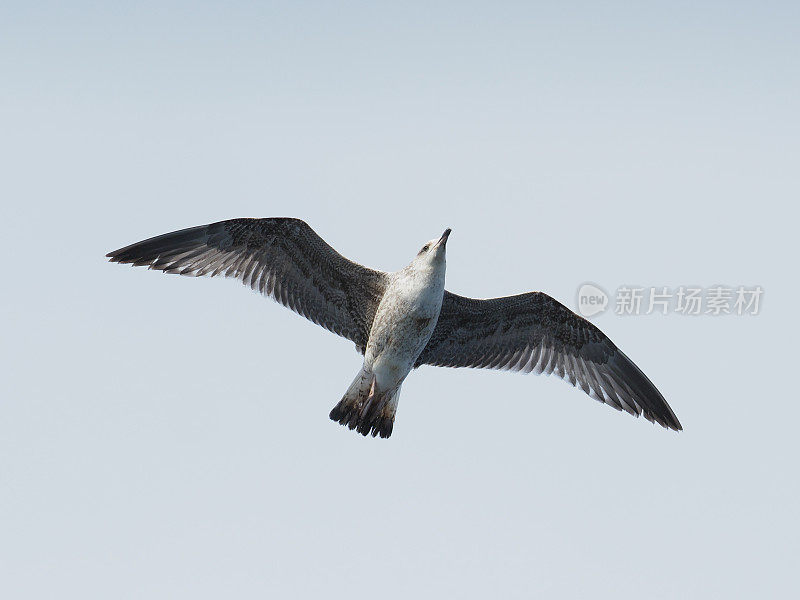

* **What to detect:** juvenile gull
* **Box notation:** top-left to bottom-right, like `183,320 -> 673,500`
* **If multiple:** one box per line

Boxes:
107,218 -> 682,438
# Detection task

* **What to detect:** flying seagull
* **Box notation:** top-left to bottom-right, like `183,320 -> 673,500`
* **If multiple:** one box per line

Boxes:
107,218 -> 681,438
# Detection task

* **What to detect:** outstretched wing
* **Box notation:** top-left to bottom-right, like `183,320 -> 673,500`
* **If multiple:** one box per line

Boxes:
417,291 -> 681,430
107,218 -> 387,351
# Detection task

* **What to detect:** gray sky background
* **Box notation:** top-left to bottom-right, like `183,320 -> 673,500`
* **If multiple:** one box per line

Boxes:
1,2 -> 798,598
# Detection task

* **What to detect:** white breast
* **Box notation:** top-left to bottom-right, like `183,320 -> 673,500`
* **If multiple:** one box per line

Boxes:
364,263 -> 446,390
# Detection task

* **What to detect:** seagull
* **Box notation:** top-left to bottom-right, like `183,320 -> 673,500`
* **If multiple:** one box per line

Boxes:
107,218 -> 681,438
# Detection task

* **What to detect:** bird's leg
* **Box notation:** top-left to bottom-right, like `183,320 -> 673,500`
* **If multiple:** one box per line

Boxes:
357,378 -> 379,419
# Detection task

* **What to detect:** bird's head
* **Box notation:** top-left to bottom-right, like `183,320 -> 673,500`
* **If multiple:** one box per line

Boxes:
412,228 -> 451,269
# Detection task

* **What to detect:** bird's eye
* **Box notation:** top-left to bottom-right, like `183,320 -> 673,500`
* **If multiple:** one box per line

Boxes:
421,244 -> 430,253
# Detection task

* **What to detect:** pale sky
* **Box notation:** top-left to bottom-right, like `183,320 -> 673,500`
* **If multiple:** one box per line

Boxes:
1,2 -> 798,598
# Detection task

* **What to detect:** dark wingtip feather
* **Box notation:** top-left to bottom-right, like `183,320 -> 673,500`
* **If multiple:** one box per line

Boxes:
608,350 -> 682,432
106,225 -> 212,266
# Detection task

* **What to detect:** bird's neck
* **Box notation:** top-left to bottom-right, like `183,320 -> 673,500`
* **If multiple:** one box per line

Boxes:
396,260 -> 445,295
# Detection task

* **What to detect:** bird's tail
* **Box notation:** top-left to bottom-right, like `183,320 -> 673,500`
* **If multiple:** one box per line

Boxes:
329,367 -> 401,439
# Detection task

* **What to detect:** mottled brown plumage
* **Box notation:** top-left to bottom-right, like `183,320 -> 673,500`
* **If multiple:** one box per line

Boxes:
417,292 -> 681,430
107,218 -> 682,437
107,218 -> 386,352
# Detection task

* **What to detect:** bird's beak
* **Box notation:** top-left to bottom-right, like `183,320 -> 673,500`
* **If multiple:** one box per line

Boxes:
435,228 -> 452,248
